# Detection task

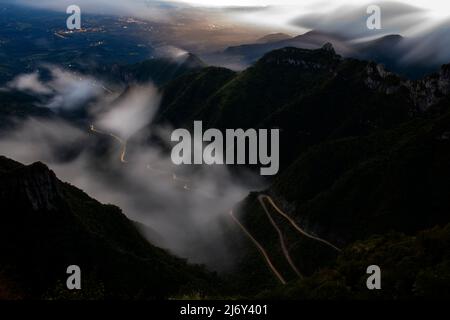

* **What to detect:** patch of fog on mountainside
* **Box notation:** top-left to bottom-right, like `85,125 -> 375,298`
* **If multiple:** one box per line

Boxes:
0,65 -> 265,271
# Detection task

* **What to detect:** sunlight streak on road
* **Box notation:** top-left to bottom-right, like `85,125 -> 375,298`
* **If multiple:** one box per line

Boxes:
259,195 -> 342,253
229,210 -> 287,285
90,124 -> 128,163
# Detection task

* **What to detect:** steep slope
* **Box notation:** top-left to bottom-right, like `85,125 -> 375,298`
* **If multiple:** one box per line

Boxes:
0,156 -> 215,299
157,66 -> 236,126
225,106 -> 450,297
158,44 -> 414,171
156,45 -> 450,298
273,104 -> 450,243
259,224 -> 450,300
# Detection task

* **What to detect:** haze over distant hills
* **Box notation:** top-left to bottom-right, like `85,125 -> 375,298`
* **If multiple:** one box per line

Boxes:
2,0 -> 450,81
206,31 -> 444,78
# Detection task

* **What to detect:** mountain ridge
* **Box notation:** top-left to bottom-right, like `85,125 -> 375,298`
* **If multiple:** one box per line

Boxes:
153,44 -> 450,298
0,155 -> 216,299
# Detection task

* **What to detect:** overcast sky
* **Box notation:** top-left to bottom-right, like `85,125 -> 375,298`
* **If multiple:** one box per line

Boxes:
12,0 -> 450,37
178,0 -> 449,15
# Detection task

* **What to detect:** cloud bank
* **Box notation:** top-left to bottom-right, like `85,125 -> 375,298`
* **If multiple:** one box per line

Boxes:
1,69 -> 260,270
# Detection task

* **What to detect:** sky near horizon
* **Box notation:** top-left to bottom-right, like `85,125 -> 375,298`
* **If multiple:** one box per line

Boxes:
12,0 -> 450,36
171,0 -> 450,35
14,0 -> 450,17
174,0 -> 450,15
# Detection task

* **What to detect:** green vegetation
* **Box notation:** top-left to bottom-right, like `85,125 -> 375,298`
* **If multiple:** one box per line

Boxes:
1,44 -> 449,300
258,224 -> 450,300
157,46 -> 414,171
155,45 -> 450,299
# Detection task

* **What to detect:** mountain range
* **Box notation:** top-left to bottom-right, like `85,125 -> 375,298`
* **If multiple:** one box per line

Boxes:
156,44 -> 450,298
207,30 -> 442,79
1,42 -> 450,299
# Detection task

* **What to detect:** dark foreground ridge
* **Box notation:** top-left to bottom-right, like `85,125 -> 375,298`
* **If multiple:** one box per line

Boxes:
0,156 -> 216,299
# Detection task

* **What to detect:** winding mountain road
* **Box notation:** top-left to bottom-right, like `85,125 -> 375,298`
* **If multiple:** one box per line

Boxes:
90,124 -> 128,163
228,210 -> 287,285
258,195 -> 302,278
88,124 -> 340,284
229,194 -> 341,285
258,195 -> 342,253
